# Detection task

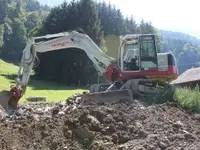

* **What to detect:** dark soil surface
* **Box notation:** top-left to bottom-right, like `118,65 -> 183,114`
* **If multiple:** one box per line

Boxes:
0,94 -> 200,150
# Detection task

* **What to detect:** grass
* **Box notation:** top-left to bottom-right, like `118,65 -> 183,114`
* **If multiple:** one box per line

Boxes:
0,59 -> 87,103
174,85 -> 200,113
0,60 -> 19,74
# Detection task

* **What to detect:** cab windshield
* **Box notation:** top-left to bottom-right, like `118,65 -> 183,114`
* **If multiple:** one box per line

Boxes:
140,37 -> 156,57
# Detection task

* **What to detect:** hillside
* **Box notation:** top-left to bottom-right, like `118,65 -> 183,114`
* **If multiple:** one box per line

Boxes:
0,0 -> 50,61
160,30 -> 200,46
159,30 -> 200,74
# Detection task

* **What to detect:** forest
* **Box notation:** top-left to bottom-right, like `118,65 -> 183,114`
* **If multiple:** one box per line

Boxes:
0,0 -> 200,86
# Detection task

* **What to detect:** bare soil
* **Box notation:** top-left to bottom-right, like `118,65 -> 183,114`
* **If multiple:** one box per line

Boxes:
0,94 -> 200,150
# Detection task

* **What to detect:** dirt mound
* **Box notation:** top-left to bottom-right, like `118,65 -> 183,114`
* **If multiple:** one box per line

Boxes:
0,95 -> 200,150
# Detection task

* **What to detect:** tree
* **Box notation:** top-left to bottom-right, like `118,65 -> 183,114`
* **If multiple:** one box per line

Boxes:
33,0 -> 104,86
0,0 -> 8,24
25,12 -> 39,34
0,25 -> 4,53
2,17 -> 27,61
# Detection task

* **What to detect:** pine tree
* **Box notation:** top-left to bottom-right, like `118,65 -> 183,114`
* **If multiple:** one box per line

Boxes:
0,0 -> 8,24
34,0 -> 105,85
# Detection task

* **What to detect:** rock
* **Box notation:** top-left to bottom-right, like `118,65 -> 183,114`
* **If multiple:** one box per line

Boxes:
67,99 -> 74,105
147,134 -> 159,140
192,114 -> 200,120
32,114 -> 40,121
91,110 -> 107,122
15,108 -> 24,116
59,102 -> 66,108
173,121 -> 184,128
104,114 -> 115,124
75,97 -> 82,104
66,130 -> 72,139
107,114 -> 113,120
41,130 -> 49,138
138,114 -> 147,120
63,106 -> 70,113
108,124 -> 116,133
99,142 -> 115,150
112,133 -> 118,144
105,107 -> 114,113
52,107 -> 59,115
118,121 -> 123,126
127,125 -> 135,133
87,115 -> 100,126
58,111 -> 65,116
101,128 -> 107,134
158,141 -> 168,149
0,107 -> 6,121
118,132 -> 130,144
75,126 -> 94,141
174,134 -> 185,140
135,121 -> 143,129
102,136 -> 113,142
184,132 -> 197,140
147,145 -> 156,150
138,129 -> 148,138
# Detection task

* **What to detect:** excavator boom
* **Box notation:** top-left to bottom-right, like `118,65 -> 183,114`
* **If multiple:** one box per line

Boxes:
0,30 -> 116,114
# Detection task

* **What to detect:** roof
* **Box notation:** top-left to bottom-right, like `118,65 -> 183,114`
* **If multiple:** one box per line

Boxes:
170,67 -> 200,85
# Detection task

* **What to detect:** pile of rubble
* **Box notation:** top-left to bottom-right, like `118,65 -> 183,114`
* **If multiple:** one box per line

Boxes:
0,94 -> 200,150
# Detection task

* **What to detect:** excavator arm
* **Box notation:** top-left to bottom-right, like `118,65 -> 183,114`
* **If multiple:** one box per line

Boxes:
2,30 -> 115,114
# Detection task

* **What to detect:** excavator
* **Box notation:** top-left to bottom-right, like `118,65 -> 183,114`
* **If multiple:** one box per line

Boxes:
0,30 -> 179,115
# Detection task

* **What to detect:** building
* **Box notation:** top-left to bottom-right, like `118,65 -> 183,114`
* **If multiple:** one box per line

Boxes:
170,67 -> 200,88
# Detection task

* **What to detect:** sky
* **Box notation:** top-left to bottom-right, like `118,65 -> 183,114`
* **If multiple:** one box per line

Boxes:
38,0 -> 200,38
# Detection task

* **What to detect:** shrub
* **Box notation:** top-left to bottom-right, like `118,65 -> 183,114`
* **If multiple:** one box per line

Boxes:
174,85 -> 200,113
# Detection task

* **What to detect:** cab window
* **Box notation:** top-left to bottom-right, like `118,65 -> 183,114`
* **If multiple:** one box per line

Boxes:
141,38 -> 156,57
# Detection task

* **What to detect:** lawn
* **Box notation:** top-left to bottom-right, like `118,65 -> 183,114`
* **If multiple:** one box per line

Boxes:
0,59 -> 87,103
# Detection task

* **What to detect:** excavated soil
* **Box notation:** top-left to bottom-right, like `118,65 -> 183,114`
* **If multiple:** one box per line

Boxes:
0,94 -> 200,150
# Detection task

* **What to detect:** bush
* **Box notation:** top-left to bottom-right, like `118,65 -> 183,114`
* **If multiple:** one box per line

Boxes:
174,85 -> 200,113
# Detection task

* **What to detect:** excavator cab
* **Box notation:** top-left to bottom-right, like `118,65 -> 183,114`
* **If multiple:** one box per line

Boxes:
120,34 -> 158,72
83,33 -> 178,103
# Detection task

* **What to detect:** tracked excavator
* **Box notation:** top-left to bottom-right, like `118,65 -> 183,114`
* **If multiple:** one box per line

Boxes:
0,30 -> 178,115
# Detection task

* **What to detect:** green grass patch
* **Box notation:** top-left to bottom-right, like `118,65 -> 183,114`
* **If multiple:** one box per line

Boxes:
174,85 -> 200,113
0,60 -> 19,75
0,59 -> 87,103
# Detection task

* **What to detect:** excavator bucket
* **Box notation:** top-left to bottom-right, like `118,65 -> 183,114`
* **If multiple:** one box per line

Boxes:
0,88 -> 21,116
0,90 -> 14,114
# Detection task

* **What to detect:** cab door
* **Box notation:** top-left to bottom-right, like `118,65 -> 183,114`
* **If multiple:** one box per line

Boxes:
139,35 -> 158,71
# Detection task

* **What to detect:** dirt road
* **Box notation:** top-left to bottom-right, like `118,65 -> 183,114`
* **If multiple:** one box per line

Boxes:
0,95 -> 200,150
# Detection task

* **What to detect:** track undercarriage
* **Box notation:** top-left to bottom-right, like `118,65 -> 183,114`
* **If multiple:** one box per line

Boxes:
81,78 -> 173,105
